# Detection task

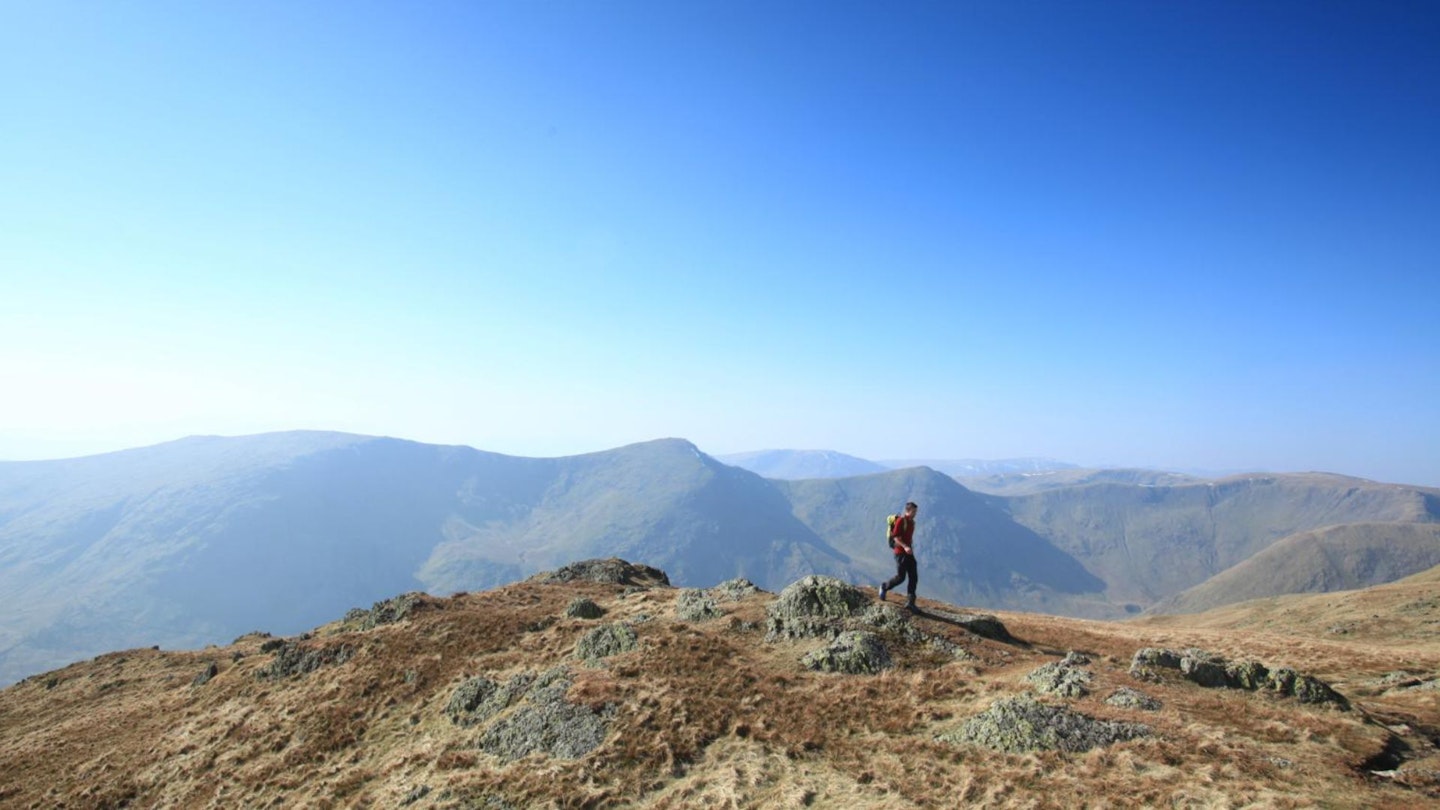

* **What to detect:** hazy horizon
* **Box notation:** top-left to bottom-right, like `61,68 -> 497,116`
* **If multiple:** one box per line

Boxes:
4,2 -> 1437,487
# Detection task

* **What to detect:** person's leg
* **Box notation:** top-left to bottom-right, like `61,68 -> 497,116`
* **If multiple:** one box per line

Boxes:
904,555 -> 918,597
883,555 -> 907,591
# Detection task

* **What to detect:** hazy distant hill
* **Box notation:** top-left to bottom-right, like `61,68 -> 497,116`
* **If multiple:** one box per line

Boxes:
958,467 -> 1203,496
714,449 -> 887,480
994,473 -> 1440,607
1149,522 -> 1440,615
882,457 -> 1078,479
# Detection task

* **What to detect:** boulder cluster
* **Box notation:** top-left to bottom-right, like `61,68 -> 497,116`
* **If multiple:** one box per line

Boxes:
342,592 -> 426,631
1130,648 -> 1349,709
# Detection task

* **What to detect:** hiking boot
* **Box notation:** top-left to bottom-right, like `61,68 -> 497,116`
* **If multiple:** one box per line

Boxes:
904,595 -> 918,614
878,582 -> 889,601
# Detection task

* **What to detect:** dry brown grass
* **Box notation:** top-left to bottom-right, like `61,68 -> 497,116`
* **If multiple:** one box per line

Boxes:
2,576 -> 1438,809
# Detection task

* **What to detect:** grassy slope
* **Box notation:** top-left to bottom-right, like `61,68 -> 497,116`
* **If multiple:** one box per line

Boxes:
2,567 -> 1437,808
1150,523 -> 1440,615
995,473 -> 1439,607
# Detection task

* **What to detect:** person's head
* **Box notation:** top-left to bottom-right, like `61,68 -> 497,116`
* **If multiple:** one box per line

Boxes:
904,501 -> 918,516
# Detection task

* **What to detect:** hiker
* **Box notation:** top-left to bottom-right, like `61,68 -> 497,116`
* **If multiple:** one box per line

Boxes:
879,501 -> 920,613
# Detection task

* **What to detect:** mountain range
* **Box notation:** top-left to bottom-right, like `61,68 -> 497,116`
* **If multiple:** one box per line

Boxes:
1,431 -> 1436,686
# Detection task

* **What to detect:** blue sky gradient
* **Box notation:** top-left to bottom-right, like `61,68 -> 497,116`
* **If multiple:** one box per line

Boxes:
3,2 -> 1437,485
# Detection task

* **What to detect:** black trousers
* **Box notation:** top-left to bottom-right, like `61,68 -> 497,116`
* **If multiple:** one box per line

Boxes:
884,553 -> 918,596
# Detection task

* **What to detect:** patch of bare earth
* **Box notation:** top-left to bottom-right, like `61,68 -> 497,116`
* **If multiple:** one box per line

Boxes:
2,563 -> 1437,808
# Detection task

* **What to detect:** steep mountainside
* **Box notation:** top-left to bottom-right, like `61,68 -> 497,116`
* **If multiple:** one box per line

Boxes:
994,474 -> 1440,606
1149,523 -> 1440,615
2,560 -> 1435,808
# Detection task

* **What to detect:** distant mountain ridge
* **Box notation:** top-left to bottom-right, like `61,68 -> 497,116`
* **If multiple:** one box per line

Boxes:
719,448 -> 1078,481
2,432 -> 1438,686
714,449 -> 887,480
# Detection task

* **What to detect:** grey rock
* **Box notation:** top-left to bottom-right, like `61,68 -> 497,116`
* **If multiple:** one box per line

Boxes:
1025,655 -> 1093,698
940,693 -> 1151,753
712,578 -> 761,601
256,641 -> 354,680
1129,647 -> 1183,680
1131,647 -> 1348,709
343,592 -> 425,631
1180,649 -> 1236,689
675,589 -> 723,622
565,598 -> 605,620
1105,687 -> 1162,711
477,669 -> 612,761
446,674 -> 533,727
859,603 -> 923,642
530,558 -> 671,588
1266,667 -> 1349,708
765,576 -> 869,640
190,661 -> 219,687
801,631 -> 893,675
575,623 -> 638,663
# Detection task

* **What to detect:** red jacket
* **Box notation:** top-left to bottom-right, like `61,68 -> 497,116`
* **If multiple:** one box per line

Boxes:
890,514 -> 915,555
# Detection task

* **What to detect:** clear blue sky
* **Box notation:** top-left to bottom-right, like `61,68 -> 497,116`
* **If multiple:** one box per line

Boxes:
3,1 -> 1437,485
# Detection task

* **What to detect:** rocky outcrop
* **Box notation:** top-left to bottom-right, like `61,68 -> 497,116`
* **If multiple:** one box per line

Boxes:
1130,647 -> 1348,709
1105,687 -> 1162,711
256,641 -> 355,680
940,693 -> 1151,753
711,578 -> 761,602
801,631 -> 893,675
446,667 -> 612,761
342,593 -> 426,631
530,559 -> 671,588
765,576 -> 871,640
1025,652 -> 1093,698
574,623 -> 639,663
565,598 -> 605,619
675,589 -> 723,622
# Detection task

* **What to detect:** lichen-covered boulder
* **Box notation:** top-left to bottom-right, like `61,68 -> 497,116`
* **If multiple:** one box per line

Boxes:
1105,687 -> 1162,711
801,631 -> 893,675
1225,659 -> 1270,690
565,598 -> 605,619
675,589 -> 723,622
1180,649 -> 1236,688
1267,667 -> 1349,709
474,668 -> 613,761
765,576 -> 869,640
575,623 -> 639,663
712,578 -> 761,601
940,693 -> 1151,753
1025,652 -> 1093,698
446,673 -> 535,727
1129,647 -> 1184,681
